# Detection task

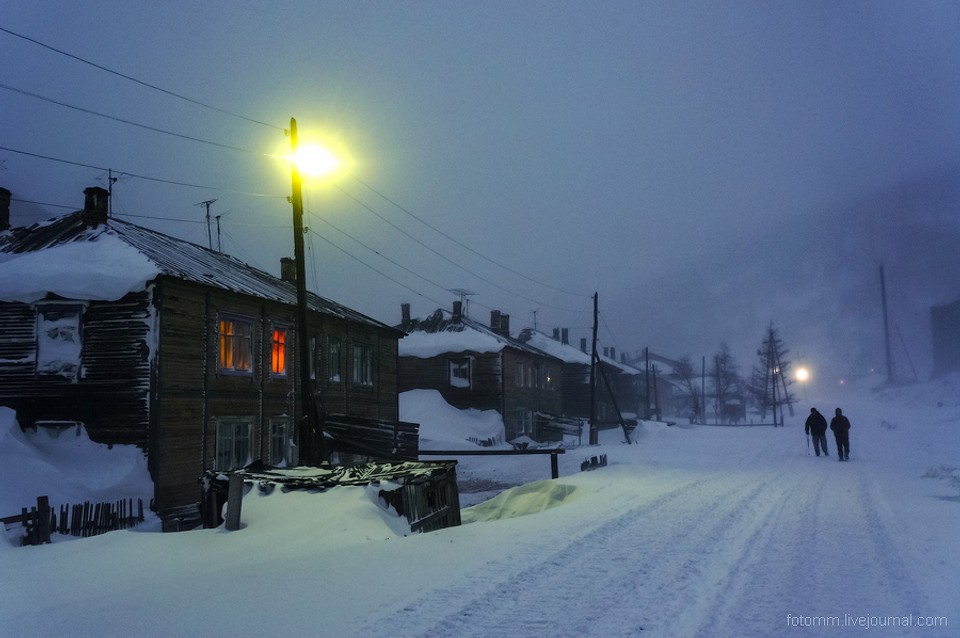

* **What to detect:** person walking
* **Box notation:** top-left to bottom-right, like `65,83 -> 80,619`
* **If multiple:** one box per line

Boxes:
804,408 -> 829,457
830,407 -> 851,461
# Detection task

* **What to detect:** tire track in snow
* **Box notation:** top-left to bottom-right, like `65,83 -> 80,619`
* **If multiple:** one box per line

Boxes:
689,455 -> 932,637
361,436 -> 794,638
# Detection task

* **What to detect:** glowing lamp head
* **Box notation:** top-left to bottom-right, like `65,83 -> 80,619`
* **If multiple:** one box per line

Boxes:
795,366 -> 810,382
294,145 -> 340,178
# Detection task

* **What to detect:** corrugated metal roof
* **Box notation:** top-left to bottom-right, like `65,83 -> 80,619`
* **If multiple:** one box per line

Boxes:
0,210 -> 399,332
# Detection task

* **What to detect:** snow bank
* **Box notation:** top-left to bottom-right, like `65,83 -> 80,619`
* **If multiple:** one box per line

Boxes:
0,407 -> 154,548
400,389 -> 505,448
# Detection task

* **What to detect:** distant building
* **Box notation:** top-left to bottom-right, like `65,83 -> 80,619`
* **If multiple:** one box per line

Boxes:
517,327 -> 641,428
0,187 -> 404,529
397,302 -> 563,442
931,299 -> 960,378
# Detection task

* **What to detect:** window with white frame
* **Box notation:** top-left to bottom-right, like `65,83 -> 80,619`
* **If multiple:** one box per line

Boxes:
515,408 -> 533,435
36,303 -> 85,380
215,416 -> 254,471
328,336 -> 342,384
352,342 -> 374,386
449,357 -> 472,388
269,417 -> 290,467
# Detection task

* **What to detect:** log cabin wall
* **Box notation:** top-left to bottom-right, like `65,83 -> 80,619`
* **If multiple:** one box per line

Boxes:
500,349 -> 563,441
398,350 -> 504,413
0,292 -> 153,446
151,278 -> 400,518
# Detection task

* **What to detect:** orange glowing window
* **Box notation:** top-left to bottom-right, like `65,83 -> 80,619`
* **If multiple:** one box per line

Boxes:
271,327 -> 287,376
219,317 -> 252,374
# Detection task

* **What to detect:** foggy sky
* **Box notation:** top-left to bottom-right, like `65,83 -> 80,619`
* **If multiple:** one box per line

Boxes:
3,1 -> 959,393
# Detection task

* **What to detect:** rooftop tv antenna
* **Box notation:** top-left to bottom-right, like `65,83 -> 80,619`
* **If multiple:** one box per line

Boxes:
196,199 -> 218,249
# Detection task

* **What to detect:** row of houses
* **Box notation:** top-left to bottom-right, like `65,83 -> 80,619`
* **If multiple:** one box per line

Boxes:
0,187 -> 669,529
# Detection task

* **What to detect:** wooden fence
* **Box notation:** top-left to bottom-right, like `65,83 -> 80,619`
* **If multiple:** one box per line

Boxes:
2,495 -> 145,546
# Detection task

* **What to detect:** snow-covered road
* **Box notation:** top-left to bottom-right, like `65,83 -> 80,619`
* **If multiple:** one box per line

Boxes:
3,378 -> 956,637
354,416 -> 951,637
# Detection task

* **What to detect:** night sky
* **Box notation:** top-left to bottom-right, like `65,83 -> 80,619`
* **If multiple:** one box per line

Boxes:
3,1 -> 960,392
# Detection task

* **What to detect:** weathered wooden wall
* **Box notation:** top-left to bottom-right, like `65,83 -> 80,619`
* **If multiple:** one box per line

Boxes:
0,294 -> 153,446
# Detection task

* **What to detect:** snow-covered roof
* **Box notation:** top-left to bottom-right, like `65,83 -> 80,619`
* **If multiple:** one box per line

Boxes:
0,210 -> 398,332
518,328 -> 641,375
398,309 -> 559,360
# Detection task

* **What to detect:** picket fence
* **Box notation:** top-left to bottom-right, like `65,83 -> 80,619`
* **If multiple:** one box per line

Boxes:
2,495 -> 145,546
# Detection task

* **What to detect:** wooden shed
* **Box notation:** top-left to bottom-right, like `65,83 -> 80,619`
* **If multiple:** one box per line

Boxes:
202,460 -> 461,534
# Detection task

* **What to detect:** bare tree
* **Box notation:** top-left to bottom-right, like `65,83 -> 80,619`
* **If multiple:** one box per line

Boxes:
712,342 -> 744,423
674,355 -> 702,423
750,322 -> 795,426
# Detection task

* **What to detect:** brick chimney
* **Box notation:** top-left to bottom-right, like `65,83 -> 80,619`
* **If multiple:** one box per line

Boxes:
82,186 -> 109,226
401,303 -> 411,324
500,313 -> 510,337
280,257 -> 297,283
552,327 -> 560,340
490,310 -> 501,332
561,328 -> 569,345
0,187 -> 10,231
452,300 -> 463,321
580,338 -> 587,353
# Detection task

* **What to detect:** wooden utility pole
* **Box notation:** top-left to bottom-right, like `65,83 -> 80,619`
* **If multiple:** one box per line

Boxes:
289,117 -> 322,465
880,264 -> 895,384
589,292 -> 599,445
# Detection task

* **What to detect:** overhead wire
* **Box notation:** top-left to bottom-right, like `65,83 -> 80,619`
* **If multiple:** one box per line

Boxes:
0,82 -> 268,156
338,185 -> 585,314
0,25 -> 283,131
0,144 -> 282,197
352,174 -> 586,300
2,24 -> 608,340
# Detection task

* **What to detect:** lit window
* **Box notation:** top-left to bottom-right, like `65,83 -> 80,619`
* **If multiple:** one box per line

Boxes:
219,317 -> 253,374
271,327 -> 287,376
215,416 -> 253,470
449,357 -> 472,388
36,304 -> 85,380
352,343 -> 374,386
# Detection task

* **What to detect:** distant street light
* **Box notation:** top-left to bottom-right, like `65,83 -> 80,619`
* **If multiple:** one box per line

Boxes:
288,116 -> 341,466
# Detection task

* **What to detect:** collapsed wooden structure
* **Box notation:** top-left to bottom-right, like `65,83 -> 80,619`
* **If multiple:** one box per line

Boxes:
202,460 -> 462,534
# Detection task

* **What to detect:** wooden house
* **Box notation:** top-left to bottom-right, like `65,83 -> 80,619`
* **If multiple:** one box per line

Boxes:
0,187 -> 403,529
518,328 -> 641,437
397,302 -> 563,442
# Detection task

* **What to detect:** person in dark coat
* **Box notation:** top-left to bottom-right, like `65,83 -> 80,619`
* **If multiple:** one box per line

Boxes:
830,407 -> 851,461
804,408 -> 829,457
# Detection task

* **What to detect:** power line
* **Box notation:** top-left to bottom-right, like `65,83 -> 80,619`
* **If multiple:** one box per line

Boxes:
0,82 -> 266,155
0,144 -> 283,197
304,207 -> 453,298
351,174 -> 585,299
0,26 -> 282,131
305,225 -> 447,308
339,185 -> 584,313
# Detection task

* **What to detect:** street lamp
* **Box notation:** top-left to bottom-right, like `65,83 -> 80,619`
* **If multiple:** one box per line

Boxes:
287,116 -> 341,466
